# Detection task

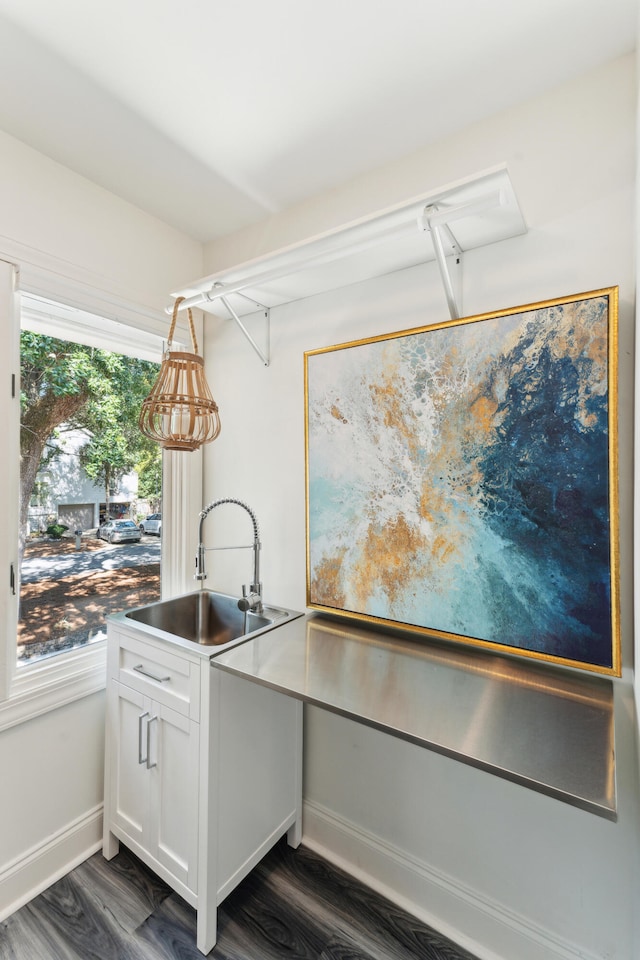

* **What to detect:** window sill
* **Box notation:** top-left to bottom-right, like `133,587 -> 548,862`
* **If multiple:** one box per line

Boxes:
0,640 -> 106,733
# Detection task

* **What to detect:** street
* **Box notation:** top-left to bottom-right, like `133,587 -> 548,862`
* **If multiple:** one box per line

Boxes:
21,536 -> 162,584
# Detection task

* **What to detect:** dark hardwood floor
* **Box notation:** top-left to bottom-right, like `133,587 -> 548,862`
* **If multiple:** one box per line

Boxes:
0,839 -> 480,959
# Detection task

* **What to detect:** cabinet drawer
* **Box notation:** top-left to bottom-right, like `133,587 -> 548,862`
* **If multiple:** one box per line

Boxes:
117,634 -> 200,718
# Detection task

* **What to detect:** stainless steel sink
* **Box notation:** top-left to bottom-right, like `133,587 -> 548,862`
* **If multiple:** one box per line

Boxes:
122,589 -> 300,647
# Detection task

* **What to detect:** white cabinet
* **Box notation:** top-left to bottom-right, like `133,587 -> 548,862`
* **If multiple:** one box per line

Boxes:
107,680 -> 199,893
103,623 -> 302,955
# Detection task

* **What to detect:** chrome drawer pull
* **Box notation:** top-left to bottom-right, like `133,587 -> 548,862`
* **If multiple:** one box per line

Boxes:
146,715 -> 158,769
133,663 -> 171,683
138,711 -> 149,765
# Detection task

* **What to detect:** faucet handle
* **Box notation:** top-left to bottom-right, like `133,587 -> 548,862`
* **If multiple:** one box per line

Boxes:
238,584 -> 262,613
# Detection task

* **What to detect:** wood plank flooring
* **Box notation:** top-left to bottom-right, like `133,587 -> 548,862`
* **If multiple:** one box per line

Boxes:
0,839 -> 480,959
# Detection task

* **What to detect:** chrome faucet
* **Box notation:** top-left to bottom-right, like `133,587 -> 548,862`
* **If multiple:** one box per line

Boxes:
195,498 -> 263,613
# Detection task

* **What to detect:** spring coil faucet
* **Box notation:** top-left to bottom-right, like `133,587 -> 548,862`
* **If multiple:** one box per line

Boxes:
195,498 -> 263,613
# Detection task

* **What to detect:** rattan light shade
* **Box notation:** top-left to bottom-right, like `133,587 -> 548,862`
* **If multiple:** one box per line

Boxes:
139,297 -> 221,451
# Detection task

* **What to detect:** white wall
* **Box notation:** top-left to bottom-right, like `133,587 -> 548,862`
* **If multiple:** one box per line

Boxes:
202,55 -> 638,960
0,694 -> 106,917
0,127 -> 201,315
0,131 -> 202,917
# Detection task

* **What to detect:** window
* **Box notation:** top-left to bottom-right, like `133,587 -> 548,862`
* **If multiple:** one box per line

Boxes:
18,327 -> 163,664
0,262 -> 203,725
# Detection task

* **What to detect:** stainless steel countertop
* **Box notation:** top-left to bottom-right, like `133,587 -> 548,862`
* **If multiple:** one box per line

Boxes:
213,614 -> 616,820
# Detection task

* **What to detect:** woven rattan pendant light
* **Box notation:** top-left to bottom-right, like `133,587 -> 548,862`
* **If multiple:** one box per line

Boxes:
139,297 -> 221,451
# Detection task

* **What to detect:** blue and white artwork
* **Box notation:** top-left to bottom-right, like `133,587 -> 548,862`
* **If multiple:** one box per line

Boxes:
305,290 -> 619,675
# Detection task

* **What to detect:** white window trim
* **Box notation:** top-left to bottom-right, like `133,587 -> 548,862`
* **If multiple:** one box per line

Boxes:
0,259 -> 22,703
0,259 -> 202,727
0,642 -> 107,733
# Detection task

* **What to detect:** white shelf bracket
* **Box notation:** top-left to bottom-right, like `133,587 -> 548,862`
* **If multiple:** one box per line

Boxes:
213,284 -> 270,367
418,204 -> 463,321
168,283 -> 271,365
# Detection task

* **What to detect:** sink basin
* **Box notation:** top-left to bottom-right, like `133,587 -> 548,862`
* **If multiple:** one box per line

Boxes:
122,589 -> 300,647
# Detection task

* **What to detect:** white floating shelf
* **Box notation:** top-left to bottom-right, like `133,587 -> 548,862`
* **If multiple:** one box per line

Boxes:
172,163 -> 526,321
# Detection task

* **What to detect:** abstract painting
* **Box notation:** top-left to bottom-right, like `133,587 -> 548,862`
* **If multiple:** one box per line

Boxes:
305,288 -> 620,675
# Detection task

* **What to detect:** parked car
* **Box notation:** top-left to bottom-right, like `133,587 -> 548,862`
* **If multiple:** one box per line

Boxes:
139,513 -> 162,536
98,519 -> 142,544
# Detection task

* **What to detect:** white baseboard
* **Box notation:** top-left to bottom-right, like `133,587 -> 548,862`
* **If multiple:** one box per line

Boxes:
0,804 -> 103,922
302,799 -> 602,960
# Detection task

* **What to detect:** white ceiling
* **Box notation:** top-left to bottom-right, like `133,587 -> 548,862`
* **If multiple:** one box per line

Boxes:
0,0 -> 635,243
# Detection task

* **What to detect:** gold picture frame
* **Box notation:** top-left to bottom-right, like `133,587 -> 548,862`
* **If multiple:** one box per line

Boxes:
304,288 -> 620,676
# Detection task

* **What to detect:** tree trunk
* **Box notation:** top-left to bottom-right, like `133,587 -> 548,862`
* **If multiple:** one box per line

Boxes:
19,436 -> 45,547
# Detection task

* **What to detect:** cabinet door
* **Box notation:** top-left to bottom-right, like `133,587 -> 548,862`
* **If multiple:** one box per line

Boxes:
108,679 -> 150,849
108,680 -> 199,894
148,701 -> 200,892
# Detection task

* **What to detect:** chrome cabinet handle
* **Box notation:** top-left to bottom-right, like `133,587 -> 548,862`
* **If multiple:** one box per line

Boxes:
146,715 -> 158,769
133,663 -> 170,683
138,711 -> 149,765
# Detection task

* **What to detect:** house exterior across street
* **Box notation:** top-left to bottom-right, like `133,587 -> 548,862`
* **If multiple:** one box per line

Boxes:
27,426 -> 141,534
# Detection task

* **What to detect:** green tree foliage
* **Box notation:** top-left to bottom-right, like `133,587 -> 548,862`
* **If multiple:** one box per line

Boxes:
136,447 -> 163,511
20,330 -> 160,560
78,353 -> 161,519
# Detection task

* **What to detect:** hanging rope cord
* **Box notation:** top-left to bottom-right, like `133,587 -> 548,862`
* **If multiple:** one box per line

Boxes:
166,296 -> 199,354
